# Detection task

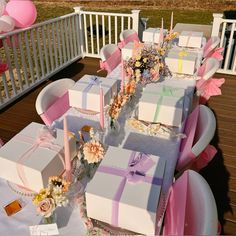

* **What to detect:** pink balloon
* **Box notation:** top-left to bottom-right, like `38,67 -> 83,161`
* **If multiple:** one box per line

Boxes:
5,0 -> 37,28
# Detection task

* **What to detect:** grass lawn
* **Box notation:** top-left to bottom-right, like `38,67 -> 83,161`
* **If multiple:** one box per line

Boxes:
35,2 -> 217,29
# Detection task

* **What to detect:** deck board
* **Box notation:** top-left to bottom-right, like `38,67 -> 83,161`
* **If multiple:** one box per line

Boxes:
0,57 -> 236,234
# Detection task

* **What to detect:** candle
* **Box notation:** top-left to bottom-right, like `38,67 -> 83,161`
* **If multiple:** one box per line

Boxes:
63,116 -> 71,181
159,18 -> 164,44
121,59 -> 124,93
99,84 -> 104,130
170,12 -> 173,33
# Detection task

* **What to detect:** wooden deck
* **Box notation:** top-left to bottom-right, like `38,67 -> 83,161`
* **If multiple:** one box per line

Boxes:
0,57 -> 235,234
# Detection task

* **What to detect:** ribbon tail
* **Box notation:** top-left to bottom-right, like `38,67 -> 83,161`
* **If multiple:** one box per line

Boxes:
97,60 -> 106,73
191,144 -> 217,171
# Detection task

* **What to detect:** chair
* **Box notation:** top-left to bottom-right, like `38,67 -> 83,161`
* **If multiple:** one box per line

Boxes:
197,57 -> 220,80
118,29 -> 139,48
196,57 -> 225,104
176,105 -> 217,172
163,170 -> 218,235
203,36 -> 221,58
35,78 -> 75,126
99,44 -> 121,74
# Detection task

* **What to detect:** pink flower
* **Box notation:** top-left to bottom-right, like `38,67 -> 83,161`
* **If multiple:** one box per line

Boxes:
37,198 -> 56,217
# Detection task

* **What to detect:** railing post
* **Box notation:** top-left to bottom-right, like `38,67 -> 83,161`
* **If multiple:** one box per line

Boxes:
211,13 -> 224,37
74,6 -> 85,57
131,10 -> 140,33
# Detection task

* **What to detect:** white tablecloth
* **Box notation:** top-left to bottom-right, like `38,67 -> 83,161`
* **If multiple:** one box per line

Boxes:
0,178 -> 86,236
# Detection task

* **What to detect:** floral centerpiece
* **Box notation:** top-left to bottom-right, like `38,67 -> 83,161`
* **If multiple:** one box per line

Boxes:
32,176 -> 70,224
77,128 -> 105,179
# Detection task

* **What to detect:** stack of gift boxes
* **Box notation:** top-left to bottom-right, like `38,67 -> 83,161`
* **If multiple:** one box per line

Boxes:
165,30 -> 204,75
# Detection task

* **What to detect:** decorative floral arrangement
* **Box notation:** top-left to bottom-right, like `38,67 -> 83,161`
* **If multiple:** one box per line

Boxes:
32,176 -> 70,222
77,128 -> 105,178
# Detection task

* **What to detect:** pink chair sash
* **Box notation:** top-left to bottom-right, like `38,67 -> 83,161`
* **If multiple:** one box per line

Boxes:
177,106 -> 217,171
196,78 -> 225,104
206,47 -> 224,61
99,48 -> 121,74
191,144 -> 217,171
197,62 -> 206,78
40,92 -> 70,126
177,106 -> 200,171
118,32 -> 139,49
163,171 -> 188,236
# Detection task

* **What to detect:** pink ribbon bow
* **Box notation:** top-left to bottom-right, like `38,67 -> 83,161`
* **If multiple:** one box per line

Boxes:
191,144 -> 217,171
16,126 -> 65,188
207,47 -> 224,61
196,77 -> 225,104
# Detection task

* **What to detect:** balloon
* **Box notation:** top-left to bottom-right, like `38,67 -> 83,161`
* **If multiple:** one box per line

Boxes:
5,0 -> 37,28
0,0 -> 6,16
0,15 -> 15,33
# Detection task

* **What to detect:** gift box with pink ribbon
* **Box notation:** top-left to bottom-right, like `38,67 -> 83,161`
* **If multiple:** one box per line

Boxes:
0,122 -> 76,192
85,146 -> 166,235
178,31 -> 203,48
68,74 -> 118,112
138,85 -> 185,127
165,48 -> 198,75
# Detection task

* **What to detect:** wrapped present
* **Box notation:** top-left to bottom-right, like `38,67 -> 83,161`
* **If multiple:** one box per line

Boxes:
165,48 -> 198,75
69,75 -> 118,112
86,146 -> 166,235
138,85 -> 184,126
142,27 -> 167,44
0,122 -> 77,192
178,31 -> 203,48
121,42 -> 134,60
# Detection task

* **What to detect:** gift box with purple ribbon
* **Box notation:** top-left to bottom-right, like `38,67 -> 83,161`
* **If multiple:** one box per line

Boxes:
138,84 -> 185,127
85,146 -> 166,235
0,122 -> 76,192
68,74 -> 118,112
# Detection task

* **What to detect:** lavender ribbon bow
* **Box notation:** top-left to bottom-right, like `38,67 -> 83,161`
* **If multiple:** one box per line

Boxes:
82,76 -> 101,109
97,151 -> 163,227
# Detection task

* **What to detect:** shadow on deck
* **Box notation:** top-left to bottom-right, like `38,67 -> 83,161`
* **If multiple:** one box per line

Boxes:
0,57 -> 235,234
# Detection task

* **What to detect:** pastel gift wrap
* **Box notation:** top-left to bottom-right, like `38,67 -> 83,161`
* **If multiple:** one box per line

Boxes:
178,31 -> 203,48
142,27 -> 167,44
121,41 -> 134,60
138,86 -> 184,126
165,48 -> 198,75
85,146 -> 166,235
0,122 -> 77,192
68,74 -> 118,112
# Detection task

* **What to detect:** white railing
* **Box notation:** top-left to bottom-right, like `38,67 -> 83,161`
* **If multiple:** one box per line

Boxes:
74,7 -> 140,58
212,13 -> 236,75
0,12 -> 82,110
0,7 -> 140,110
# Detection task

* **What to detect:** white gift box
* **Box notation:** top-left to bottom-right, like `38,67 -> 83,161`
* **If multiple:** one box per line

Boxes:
138,85 -> 184,126
86,146 -> 166,235
142,27 -> 167,44
165,48 -> 198,75
121,42 -> 134,60
69,75 -> 118,112
0,122 -> 77,192
178,31 -> 203,48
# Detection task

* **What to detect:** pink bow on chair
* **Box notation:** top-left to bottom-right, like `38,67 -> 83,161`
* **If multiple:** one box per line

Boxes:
118,40 -> 125,49
191,144 -> 217,171
196,78 -> 225,104
207,47 -> 224,61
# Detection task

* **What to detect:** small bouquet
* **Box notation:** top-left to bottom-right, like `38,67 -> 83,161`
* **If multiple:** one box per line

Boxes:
125,44 -> 167,85
78,128 -> 105,178
32,176 -> 70,223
